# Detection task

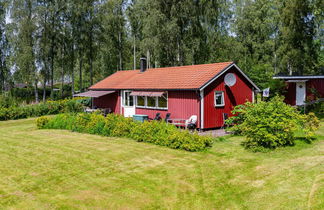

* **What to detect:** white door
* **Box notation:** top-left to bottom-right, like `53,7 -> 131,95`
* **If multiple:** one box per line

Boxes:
296,82 -> 306,106
123,91 -> 135,117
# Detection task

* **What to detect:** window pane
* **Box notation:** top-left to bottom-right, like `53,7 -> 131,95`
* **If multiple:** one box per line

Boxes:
124,92 -> 129,106
158,94 -> 167,108
215,92 -> 224,105
147,96 -> 156,107
129,95 -> 134,106
137,96 -> 145,106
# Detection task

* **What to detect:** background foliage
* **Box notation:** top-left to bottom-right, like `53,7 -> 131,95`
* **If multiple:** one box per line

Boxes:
0,98 -> 83,121
0,0 -> 322,102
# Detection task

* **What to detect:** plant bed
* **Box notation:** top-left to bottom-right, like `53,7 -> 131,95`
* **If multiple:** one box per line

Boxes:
36,113 -> 214,152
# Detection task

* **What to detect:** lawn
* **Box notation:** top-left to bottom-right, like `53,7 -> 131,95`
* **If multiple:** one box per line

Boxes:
0,118 -> 323,209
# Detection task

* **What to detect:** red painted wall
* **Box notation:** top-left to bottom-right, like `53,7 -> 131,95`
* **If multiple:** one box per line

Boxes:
135,91 -> 201,128
203,67 -> 253,129
93,92 -> 121,113
283,79 -> 324,106
284,82 -> 296,106
306,79 -> 324,100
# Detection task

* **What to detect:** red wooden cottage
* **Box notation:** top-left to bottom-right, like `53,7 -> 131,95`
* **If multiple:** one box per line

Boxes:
273,75 -> 324,106
78,60 -> 259,129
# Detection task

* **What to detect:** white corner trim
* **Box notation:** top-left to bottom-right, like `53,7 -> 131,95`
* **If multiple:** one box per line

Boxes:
252,90 -> 255,103
120,90 -> 123,114
200,63 -> 260,91
200,90 -> 204,129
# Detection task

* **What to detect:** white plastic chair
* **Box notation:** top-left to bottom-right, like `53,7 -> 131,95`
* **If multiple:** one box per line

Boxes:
185,115 -> 198,129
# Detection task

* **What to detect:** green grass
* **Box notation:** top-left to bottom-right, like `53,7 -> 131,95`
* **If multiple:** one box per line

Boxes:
0,118 -> 323,209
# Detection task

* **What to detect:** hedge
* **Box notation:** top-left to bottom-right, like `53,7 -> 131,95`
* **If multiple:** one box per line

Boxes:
36,113 -> 214,152
0,99 -> 84,121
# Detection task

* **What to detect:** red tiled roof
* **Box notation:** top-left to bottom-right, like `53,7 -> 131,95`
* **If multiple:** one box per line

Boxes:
90,62 -> 234,90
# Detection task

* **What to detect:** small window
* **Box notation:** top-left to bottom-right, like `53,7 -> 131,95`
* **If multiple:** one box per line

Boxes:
136,96 -> 145,107
214,91 -> 224,107
157,93 -> 167,108
147,96 -> 156,107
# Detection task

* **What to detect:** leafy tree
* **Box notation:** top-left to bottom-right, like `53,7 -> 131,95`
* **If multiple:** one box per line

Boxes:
277,0 -> 318,75
0,1 -> 9,92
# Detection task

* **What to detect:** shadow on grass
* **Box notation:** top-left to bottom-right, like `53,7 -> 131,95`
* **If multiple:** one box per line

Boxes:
294,136 -> 316,144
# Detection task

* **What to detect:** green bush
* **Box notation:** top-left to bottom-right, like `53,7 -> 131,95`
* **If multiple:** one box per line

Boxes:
36,116 -> 50,128
0,94 -> 19,108
0,98 -> 84,121
37,113 -> 214,152
226,96 -> 320,151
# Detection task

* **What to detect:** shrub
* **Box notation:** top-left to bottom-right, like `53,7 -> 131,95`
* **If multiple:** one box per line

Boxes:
37,113 -> 213,152
0,98 -> 84,121
302,112 -> 320,140
36,116 -> 50,129
226,96 -> 320,151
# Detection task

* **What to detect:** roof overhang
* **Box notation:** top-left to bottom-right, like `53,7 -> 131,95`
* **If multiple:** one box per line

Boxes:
73,90 -> 115,98
286,80 -> 309,83
199,63 -> 260,91
130,91 -> 165,97
273,75 -> 324,80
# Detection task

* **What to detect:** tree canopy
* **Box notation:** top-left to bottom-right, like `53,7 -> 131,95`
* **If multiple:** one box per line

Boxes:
0,0 -> 323,100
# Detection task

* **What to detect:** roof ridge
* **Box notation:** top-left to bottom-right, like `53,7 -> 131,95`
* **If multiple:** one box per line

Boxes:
146,61 -> 233,71
115,61 -> 233,72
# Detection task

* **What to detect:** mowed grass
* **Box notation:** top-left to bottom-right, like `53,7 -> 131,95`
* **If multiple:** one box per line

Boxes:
0,118 -> 323,209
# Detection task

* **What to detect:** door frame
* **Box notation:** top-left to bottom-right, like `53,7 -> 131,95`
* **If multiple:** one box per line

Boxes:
122,90 -> 135,117
295,82 -> 306,106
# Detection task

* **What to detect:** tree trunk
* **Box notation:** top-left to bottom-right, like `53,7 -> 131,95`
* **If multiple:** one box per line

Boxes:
61,47 -> 64,98
133,36 -> 136,70
71,44 -> 75,96
42,77 -> 46,102
34,81 -> 39,103
79,55 -> 83,92
50,14 -> 55,98
89,29 -> 93,86
118,32 -> 122,70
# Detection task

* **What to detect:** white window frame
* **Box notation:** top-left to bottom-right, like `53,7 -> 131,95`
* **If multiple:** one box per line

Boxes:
135,92 -> 168,110
123,90 -> 134,107
136,95 -> 146,108
214,91 -> 225,107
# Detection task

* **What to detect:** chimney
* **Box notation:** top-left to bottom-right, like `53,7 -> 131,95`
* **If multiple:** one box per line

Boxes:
140,57 -> 147,73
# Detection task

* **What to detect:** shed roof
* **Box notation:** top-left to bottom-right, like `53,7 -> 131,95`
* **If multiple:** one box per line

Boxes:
273,75 -> 324,80
89,62 -> 259,91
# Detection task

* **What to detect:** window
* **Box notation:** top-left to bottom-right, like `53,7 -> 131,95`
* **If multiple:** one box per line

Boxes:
214,91 -> 224,107
136,96 -> 145,107
147,96 -> 156,107
157,93 -> 167,108
123,91 -> 134,106
135,92 -> 168,109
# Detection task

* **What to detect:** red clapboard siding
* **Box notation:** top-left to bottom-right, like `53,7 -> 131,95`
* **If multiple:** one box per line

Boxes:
135,91 -> 200,128
306,79 -> 324,100
93,92 -> 121,113
203,67 -> 253,129
284,82 -> 296,106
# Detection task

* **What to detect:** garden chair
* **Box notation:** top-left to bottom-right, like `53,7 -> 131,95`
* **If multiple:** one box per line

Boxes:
165,113 -> 171,123
185,115 -> 197,130
149,113 -> 162,121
